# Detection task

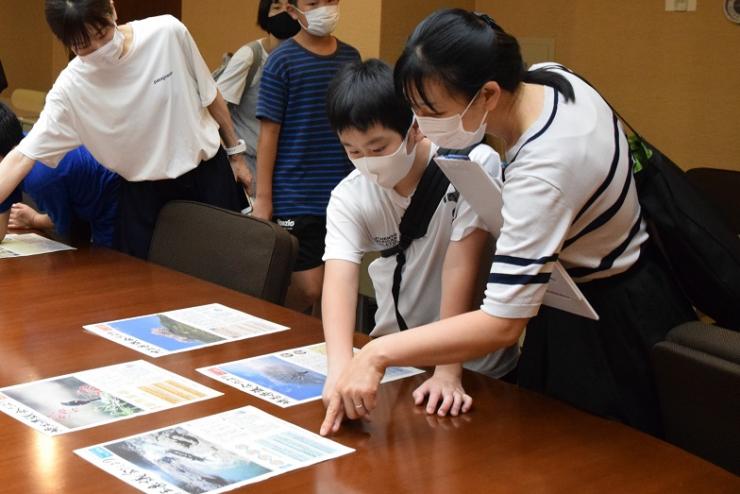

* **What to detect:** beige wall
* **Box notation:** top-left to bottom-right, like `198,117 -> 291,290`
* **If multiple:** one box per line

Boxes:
476,0 -> 740,171
4,0 -> 736,172
379,0 -> 475,63
182,0 -> 263,70
0,1 -> 54,94
334,0 -> 382,59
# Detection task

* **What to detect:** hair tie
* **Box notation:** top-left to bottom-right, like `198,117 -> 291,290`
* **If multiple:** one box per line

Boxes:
473,12 -> 503,32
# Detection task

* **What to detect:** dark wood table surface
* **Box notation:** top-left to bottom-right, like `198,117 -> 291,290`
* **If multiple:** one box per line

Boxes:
0,246 -> 737,493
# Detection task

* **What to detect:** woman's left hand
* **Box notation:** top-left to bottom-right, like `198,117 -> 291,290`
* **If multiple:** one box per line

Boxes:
320,343 -> 385,436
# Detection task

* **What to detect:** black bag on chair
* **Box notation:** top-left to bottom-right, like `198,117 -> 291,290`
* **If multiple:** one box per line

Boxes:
628,137 -> 740,330
545,64 -> 740,330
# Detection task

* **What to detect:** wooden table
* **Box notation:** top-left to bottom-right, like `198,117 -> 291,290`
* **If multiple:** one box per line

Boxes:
0,247 -> 737,493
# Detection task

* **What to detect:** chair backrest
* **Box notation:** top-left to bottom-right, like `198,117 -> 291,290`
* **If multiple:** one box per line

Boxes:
652,321 -> 740,475
148,200 -> 298,305
10,88 -> 46,131
10,88 -> 46,113
686,167 -> 740,235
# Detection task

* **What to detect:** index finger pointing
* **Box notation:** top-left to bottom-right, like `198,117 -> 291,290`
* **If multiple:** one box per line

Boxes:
320,396 -> 342,436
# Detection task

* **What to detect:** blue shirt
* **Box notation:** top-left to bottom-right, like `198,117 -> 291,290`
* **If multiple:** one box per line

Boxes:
0,186 -> 21,214
256,38 -> 360,216
4,147 -> 120,247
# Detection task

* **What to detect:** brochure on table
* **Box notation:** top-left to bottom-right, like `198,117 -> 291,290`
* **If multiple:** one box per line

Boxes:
84,303 -> 289,357
0,360 -> 221,436
435,155 -> 599,320
76,405 -> 354,494
198,342 -> 424,407
0,233 -> 74,258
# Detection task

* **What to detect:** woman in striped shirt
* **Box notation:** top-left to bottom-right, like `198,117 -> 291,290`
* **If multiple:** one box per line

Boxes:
320,8 -> 695,438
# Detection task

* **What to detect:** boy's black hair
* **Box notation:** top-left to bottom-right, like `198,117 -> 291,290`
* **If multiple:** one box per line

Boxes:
327,59 -> 413,137
45,0 -> 114,50
0,102 -> 23,157
395,9 -> 574,113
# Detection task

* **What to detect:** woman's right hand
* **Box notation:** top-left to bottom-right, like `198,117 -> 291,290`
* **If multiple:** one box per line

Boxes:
251,196 -> 273,221
322,359 -> 351,407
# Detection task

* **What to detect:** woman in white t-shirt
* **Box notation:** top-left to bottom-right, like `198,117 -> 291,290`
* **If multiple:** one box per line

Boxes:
216,0 -> 299,196
0,0 -> 251,258
320,9 -> 695,438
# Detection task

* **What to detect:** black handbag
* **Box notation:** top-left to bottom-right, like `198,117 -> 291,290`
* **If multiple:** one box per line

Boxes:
549,64 -> 740,329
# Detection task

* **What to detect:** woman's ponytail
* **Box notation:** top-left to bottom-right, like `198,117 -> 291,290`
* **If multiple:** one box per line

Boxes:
523,68 -> 575,102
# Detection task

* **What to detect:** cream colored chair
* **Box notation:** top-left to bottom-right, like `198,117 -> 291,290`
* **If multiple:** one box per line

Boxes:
10,88 -> 46,131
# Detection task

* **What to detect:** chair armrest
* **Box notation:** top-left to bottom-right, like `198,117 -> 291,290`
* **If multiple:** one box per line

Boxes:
664,321 -> 740,365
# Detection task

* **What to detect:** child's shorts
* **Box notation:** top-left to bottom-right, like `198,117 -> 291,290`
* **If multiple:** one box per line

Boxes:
273,215 -> 326,272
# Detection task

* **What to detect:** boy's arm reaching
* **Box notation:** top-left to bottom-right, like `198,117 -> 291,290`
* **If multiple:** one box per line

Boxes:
320,259 -> 361,430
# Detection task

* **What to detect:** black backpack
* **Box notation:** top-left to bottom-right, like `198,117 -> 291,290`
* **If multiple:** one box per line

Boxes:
552,65 -> 740,329
380,151 -> 469,330
629,137 -> 740,329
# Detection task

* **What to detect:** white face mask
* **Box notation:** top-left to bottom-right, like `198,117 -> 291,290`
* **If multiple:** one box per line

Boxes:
415,90 -> 488,150
350,131 -> 417,189
295,5 -> 340,36
79,25 -> 125,66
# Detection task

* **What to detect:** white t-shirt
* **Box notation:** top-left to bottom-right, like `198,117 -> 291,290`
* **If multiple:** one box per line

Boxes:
217,40 -> 268,157
325,144 -> 520,378
482,63 -> 648,319
17,15 -> 220,181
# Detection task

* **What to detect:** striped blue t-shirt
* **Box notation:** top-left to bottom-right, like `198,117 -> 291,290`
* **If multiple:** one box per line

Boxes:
256,39 -> 360,216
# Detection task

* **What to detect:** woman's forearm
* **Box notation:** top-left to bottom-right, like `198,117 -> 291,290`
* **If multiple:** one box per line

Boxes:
367,309 -> 527,370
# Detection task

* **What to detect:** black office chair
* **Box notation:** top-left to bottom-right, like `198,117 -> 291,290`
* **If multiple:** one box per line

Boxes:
685,168 -> 740,235
652,321 -> 740,475
149,200 -> 298,306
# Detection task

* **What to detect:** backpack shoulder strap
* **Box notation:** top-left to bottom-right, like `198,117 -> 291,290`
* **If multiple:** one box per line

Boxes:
211,52 -> 233,81
379,155 -> 453,330
243,40 -> 264,92
381,158 -> 451,330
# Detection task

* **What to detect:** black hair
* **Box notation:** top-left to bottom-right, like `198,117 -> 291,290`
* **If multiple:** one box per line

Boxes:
258,0 -> 278,31
0,102 -> 24,157
327,59 -> 413,137
395,9 -> 574,113
257,0 -> 272,31
258,0 -> 300,38
45,0 -> 114,50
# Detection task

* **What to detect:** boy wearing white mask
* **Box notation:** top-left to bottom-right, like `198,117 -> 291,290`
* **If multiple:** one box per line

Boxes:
321,60 -> 519,427
254,0 -> 360,314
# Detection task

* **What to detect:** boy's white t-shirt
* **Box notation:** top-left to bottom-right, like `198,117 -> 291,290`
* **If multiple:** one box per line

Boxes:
324,144 -> 520,378
17,15 -> 221,181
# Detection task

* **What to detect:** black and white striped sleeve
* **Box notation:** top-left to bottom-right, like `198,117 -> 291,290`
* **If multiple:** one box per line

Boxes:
481,173 -> 574,318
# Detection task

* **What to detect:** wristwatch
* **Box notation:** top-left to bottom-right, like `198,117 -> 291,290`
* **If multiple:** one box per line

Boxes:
225,138 -> 247,156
